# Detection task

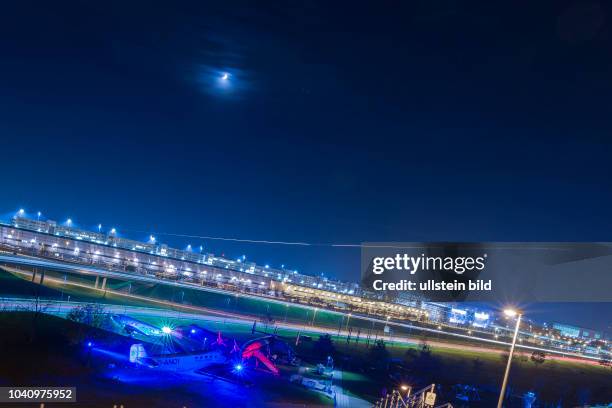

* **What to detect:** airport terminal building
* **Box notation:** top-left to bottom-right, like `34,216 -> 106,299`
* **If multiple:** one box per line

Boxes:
0,215 -> 421,321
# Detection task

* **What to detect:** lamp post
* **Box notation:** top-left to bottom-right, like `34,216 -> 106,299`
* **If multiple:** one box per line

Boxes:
345,313 -> 352,332
497,308 -> 522,408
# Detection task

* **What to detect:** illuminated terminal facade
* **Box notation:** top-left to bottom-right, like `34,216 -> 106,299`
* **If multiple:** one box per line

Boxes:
2,216 -> 360,291
0,215 -> 420,321
552,323 -> 603,340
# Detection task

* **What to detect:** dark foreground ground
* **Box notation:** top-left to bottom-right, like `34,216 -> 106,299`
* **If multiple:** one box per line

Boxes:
1,268 -> 611,407
0,312 -> 331,408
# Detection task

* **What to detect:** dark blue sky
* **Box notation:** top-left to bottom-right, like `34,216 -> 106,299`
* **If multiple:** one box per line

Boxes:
1,1 -> 611,331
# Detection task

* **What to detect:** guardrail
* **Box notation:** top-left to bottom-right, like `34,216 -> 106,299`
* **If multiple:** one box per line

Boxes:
373,384 -> 451,408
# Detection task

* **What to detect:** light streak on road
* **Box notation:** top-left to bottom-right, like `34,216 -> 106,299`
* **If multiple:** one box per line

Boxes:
0,254 -> 608,365
0,294 -> 605,367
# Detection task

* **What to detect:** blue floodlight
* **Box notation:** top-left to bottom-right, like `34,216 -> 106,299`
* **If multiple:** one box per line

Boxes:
234,364 -> 243,371
162,326 -> 172,334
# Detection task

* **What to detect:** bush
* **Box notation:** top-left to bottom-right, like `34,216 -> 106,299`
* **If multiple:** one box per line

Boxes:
530,351 -> 546,365
368,339 -> 390,372
314,334 -> 335,360
67,304 -> 109,329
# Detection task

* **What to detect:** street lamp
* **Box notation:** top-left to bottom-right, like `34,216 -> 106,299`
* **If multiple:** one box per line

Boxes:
345,313 -> 352,331
497,308 -> 522,408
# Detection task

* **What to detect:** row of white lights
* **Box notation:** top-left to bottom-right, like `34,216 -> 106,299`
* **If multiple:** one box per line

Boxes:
15,209 -> 302,272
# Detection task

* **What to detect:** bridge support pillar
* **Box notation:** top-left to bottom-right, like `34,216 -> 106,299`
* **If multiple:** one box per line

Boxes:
101,277 -> 107,290
94,276 -> 99,289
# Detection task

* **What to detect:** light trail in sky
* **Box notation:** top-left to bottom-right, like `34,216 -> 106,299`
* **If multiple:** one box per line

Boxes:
120,229 -> 435,248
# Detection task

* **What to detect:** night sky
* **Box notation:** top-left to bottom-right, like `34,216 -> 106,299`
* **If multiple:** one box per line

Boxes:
1,1 -> 611,332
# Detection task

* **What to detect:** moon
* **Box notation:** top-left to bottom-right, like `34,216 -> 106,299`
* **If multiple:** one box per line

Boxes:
222,73 -> 229,80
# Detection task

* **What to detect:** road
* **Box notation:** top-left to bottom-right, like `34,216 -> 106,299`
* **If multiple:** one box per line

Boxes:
0,293 -> 605,368
332,370 -> 370,408
0,253 -> 607,365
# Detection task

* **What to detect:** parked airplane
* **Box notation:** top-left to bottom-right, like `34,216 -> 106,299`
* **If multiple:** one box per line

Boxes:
115,316 -> 283,377
129,343 -> 228,372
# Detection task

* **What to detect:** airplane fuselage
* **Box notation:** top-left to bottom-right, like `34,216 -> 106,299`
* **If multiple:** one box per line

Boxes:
111,314 -> 162,337
140,351 -> 227,372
